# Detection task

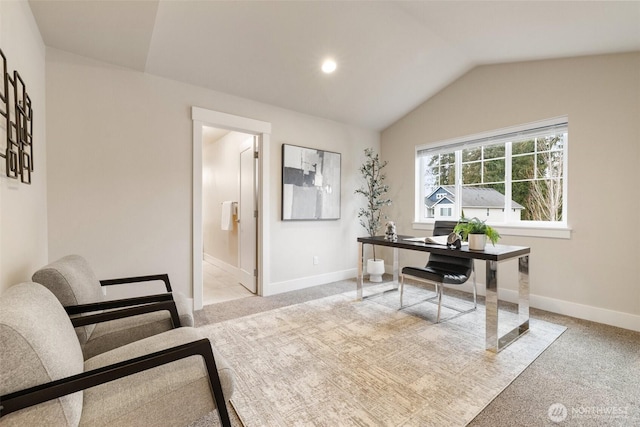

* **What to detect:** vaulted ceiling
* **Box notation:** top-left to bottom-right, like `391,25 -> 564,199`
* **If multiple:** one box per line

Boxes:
29,1 -> 640,131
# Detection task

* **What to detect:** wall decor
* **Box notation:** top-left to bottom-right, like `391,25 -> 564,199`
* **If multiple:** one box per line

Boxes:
0,48 -> 34,184
282,144 -> 341,220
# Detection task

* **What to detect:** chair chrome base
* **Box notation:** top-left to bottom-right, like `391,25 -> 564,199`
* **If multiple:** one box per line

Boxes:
399,267 -> 477,324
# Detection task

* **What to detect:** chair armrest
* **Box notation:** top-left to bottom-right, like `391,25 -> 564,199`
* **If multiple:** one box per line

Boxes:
0,338 -> 231,427
65,293 -> 174,315
100,273 -> 172,292
68,299 -> 181,329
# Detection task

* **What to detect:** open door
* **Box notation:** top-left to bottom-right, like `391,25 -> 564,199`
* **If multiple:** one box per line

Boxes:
238,136 -> 257,293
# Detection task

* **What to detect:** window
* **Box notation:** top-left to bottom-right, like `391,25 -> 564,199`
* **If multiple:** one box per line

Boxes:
440,207 -> 452,217
416,118 -> 567,226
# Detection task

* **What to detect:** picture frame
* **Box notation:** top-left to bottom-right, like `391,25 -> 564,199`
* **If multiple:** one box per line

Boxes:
281,144 -> 341,221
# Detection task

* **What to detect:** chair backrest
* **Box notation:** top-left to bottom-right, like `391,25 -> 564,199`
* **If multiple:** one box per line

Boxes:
32,255 -> 103,344
429,221 -> 473,277
0,282 -> 84,426
433,220 -> 458,236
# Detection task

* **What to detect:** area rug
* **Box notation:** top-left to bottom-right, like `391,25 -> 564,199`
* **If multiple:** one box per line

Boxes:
195,285 -> 566,426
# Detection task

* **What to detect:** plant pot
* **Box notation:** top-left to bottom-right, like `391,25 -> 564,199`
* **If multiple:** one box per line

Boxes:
367,259 -> 385,282
468,233 -> 487,251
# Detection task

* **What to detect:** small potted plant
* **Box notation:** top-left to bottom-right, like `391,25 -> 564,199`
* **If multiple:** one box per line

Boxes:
355,148 -> 391,282
454,216 -> 500,251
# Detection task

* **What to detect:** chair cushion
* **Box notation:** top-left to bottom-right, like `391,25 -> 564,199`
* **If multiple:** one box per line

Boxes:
81,311 -> 175,360
0,282 -> 84,426
402,265 -> 470,285
403,250 -> 474,286
81,328 -> 235,426
403,255 -> 473,285
32,254 -> 103,344
80,294 -> 193,359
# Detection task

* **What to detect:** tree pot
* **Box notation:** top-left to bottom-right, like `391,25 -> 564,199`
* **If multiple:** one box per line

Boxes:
367,259 -> 385,282
468,233 -> 487,251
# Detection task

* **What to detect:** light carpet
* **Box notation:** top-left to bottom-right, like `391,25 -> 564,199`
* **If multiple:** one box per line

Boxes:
195,285 -> 566,426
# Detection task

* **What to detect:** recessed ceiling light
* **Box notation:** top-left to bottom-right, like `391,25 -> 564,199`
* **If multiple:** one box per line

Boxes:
322,59 -> 337,74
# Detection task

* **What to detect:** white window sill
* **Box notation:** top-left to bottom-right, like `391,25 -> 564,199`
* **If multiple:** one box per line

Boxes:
412,222 -> 571,239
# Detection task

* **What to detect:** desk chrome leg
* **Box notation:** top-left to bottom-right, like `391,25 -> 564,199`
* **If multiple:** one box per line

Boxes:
357,242 -> 364,300
518,255 -> 531,333
486,256 -> 531,352
392,247 -> 399,289
485,260 -> 499,352
357,242 -> 398,301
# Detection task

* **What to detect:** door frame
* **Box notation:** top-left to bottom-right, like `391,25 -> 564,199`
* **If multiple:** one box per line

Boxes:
191,107 -> 271,310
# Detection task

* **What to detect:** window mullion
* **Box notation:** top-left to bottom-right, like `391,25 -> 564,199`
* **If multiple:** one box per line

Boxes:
455,150 -> 462,219
504,142 -> 513,222
561,132 -> 568,223
534,137 -> 538,180
416,155 -> 423,221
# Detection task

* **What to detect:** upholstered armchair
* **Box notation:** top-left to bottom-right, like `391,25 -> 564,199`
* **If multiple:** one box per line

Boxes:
32,255 -> 193,359
0,282 -> 233,427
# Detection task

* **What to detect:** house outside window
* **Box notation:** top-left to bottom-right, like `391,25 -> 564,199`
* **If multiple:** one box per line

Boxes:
416,118 -> 567,226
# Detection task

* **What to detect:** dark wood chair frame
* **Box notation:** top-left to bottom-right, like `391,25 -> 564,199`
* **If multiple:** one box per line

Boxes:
100,273 -> 173,292
66,293 -> 181,329
67,273 -> 182,327
0,294 -> 231,427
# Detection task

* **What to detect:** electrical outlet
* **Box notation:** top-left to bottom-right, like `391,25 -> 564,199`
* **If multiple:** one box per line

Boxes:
313,255 -> 319,265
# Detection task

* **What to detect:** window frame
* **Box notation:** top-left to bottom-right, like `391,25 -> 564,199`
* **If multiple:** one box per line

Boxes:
413,117 -> 570,239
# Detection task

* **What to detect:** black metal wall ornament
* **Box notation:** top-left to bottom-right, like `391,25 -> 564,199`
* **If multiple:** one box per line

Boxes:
0,48 -> 34,184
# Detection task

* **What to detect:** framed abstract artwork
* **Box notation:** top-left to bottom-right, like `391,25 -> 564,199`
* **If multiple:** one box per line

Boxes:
281,144 -> 341,221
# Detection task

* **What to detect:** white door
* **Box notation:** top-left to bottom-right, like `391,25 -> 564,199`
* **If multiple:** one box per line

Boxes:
239,137 -> 257,293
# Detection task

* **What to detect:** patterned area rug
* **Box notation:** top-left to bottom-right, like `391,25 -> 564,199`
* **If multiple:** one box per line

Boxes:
196,285 -> 566,426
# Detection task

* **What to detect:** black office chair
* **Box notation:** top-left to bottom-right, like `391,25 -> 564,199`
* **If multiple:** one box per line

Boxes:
399,221 -> 477,323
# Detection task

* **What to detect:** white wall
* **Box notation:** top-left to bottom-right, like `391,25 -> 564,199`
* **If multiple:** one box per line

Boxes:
46,48 -> 378,298
382,52 -> 640,331
0,1 -> 47,293
203,130 -> 245,267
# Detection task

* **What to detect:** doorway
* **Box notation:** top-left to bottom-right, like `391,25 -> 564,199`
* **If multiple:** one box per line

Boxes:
201,129 -> 256,304
192,107 -> 272,310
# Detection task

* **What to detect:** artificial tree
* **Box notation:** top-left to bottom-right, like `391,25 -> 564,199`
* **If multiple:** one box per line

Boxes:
355,147 -> 392,261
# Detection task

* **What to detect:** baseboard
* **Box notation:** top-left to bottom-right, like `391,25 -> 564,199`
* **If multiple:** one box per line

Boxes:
393,259 -> 640,332
501,288 -> 640,333
429,280 -> 639,332
265,268 -> 357,296
267,264 -> 640,333
430,279 -> 639,333
203,253 -> 240,279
